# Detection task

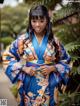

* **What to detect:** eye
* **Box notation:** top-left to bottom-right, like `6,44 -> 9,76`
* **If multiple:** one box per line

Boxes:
40,20 -> 44,23
40,18 -> 47,23
32,20 -> 36,22
31,20 -> 36,23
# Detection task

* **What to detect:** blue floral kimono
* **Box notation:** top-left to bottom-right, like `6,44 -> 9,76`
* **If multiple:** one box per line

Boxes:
3,33 -> 71,106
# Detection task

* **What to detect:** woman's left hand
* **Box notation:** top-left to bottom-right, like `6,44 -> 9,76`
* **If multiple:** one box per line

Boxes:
40,65 -> 56,76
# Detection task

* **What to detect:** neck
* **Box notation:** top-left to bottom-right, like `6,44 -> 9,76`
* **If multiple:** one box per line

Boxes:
34,31 -> 46,38
34,31 -> 46,45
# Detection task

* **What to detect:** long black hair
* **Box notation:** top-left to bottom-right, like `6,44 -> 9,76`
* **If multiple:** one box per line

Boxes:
26,5 -> 60,62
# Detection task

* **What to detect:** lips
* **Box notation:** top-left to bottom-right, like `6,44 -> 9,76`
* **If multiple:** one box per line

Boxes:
35,28 -> 41,32
35,27 -> 41,30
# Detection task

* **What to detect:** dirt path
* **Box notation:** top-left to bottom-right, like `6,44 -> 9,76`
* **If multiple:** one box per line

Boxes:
0,66 -> 18,106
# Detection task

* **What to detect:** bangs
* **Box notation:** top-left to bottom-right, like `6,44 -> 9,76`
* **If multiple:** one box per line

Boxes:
31,15 -> 45,20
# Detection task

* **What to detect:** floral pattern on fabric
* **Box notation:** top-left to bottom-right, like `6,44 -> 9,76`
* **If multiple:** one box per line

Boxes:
3,33 -> 71,106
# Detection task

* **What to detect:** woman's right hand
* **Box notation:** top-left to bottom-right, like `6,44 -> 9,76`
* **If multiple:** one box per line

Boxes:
22,66 -> 36,76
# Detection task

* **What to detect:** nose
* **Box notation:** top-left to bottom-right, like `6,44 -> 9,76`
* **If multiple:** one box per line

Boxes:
36,21 -> 40,26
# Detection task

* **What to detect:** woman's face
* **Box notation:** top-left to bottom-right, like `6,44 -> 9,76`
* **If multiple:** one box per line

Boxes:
31,17 -> 47,34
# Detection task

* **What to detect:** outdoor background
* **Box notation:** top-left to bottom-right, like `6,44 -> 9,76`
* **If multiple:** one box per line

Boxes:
0,0 -> 80,106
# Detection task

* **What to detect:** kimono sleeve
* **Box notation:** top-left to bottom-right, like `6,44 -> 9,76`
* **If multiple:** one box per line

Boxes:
3,38 -> 24,83
54,38 -> 72,85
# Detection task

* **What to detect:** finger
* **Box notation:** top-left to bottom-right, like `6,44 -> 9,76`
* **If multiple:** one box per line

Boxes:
41,68 -> 48,72
41,70 -> 47,75
42,72 -> 47,76
30,70 -> 36,76
40,66 -> 46,69
41,68 -> 46,72
36,67 -> 42,71
32,71 -> 36,76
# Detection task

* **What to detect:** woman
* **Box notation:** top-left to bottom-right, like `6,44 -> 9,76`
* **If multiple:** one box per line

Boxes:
3,5 -> 71,106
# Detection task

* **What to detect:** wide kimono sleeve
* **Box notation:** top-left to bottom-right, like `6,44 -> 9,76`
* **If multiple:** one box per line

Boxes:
54,38 -> 72,85
2,37 -> 25,83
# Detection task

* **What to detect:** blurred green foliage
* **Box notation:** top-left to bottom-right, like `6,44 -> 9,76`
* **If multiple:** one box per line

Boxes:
1,3 -> 29,37
1,37 -> 14,48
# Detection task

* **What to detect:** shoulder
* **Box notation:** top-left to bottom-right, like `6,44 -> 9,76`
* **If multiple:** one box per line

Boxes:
18,32 -> 29,41
10,33 -> 29,46
16,33 -> 29,46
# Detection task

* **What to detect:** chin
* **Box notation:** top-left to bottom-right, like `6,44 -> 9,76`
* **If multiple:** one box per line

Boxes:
35,31 -> 42,34
35,30 -> 44,34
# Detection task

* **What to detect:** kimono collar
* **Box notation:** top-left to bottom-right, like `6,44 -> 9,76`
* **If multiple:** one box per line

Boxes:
32,32 -> 48,64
